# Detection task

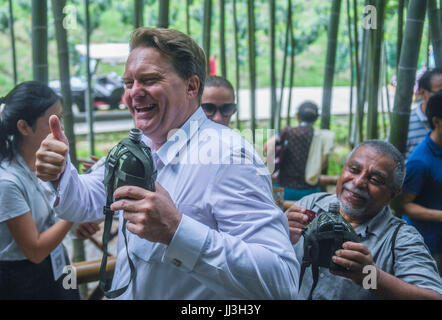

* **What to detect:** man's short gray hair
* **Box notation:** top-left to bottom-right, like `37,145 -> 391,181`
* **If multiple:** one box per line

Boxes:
345,140 -> 405,192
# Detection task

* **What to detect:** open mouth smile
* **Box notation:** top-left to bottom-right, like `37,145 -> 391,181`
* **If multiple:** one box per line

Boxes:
134,104 -> 157,113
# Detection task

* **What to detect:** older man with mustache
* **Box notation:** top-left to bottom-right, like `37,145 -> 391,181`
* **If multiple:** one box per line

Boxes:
286,140 -> 442,300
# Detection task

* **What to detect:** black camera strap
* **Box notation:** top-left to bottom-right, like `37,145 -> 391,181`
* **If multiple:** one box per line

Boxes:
99,139 -> 156,299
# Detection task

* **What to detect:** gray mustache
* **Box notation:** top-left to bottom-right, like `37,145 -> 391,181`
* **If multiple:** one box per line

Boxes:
343,182 -> 370,201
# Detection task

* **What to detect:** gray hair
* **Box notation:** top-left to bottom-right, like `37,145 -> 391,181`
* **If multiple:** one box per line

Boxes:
345,140 -> 405,192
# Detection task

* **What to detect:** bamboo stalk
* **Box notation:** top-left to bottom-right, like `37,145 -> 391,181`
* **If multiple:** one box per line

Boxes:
186,0 -> 191,35
52,0 -> 78,169
203,0 -> 212,74
84,0 -> 95,155
350,0 -> 360,146
321,0 -> 342,130
8,0 -> 17,85
232,0 -> 240,130
31,0 -> 48,84
134,0 -> 144,28
347,0 -> 354,142
389,0 -> 428,153
219,0 -> 226,77
247,0 -> 256,142
366,0 -> 386,140
397,0 -> 405,71
428,0 -> 442,67
357,25 -> 370,142
269,0 -> 276,130
384,41 -> 392,125
286,23 -> 296,127
158,0 -> 169,28
276,0 -> 292,131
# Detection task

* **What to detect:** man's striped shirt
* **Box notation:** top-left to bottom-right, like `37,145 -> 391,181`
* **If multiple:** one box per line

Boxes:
406,101 -> 430,160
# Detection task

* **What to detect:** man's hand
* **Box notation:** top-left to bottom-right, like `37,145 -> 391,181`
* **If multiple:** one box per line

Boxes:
75,222 -> 100,240
331,241 -> 377,286
286,204 -> 310,244
35,115 -> 69,182
110,182 -> 182,245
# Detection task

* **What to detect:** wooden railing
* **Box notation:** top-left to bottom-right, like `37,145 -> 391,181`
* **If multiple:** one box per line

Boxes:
274,175 -> 339,211
71,256 -> 116,285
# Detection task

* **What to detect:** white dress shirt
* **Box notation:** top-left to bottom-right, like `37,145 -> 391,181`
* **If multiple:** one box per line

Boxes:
54,107 -> 300,299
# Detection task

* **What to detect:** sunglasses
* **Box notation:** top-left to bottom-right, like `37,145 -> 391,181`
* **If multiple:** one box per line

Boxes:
201,103 -> 237,117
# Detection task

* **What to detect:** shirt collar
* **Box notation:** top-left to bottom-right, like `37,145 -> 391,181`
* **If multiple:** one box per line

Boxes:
416,102 -> 429,125
142,107 -> 208,167
354,206 -> 391,238
425,132 -> 442,157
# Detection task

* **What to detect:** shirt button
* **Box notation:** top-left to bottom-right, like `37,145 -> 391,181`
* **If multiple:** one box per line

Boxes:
172,258 -> 182,267
320,273 -> 325,278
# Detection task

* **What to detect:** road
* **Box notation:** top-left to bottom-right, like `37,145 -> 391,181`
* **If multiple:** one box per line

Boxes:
74,86 -> 395,135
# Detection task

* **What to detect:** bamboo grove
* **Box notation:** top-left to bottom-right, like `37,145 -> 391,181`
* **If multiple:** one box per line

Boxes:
3,0 -> 442,154
3,0 -> 441,300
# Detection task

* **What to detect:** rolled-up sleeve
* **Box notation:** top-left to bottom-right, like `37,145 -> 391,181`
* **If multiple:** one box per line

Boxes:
394,225 -> 442,295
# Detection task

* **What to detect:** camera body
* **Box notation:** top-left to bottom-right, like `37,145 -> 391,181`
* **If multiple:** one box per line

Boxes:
301,203 -> 360,273
104,128 -> 157,202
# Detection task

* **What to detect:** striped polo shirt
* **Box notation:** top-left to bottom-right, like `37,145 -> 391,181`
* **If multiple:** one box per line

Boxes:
406,101 -> 430,161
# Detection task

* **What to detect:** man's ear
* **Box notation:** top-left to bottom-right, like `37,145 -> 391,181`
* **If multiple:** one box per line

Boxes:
391,187 -> 402,201
433,116 -> 441,129
16,119 -> 31,136
186,75 -> 200,99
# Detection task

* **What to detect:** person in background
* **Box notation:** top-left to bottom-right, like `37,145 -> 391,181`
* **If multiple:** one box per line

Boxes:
405,67 -> 442,160
201,75 -> 237,127
0,81 -> 80,299
286,140 -> 442,300
209,54 -> 217,76
400,90 -> 442,276
266,101 -> 335,201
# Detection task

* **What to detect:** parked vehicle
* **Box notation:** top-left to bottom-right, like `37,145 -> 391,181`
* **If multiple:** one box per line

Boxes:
49,43 -> 129,113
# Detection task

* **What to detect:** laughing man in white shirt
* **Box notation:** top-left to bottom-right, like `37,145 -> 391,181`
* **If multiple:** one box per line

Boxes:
35,27 -> 300,300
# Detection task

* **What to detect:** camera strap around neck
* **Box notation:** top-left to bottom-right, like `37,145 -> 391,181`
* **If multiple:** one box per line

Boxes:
99,143 -> 136,299
99,138 -> 156,299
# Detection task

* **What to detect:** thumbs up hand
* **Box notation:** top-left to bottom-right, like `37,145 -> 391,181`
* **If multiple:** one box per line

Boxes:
49,114 -> 69,146
35,115 -> 69,182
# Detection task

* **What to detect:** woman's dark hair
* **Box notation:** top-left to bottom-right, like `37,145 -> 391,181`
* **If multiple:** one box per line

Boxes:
297,101 -> 319,123
0,81 -> 60,162
426,90 -> 442,130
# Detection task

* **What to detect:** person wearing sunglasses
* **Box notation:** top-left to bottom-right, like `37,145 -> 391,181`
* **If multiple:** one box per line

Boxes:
201,76 -> 237,126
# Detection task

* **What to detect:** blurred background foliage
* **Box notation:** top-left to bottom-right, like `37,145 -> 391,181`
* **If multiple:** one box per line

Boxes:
0,0 -> 431,93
